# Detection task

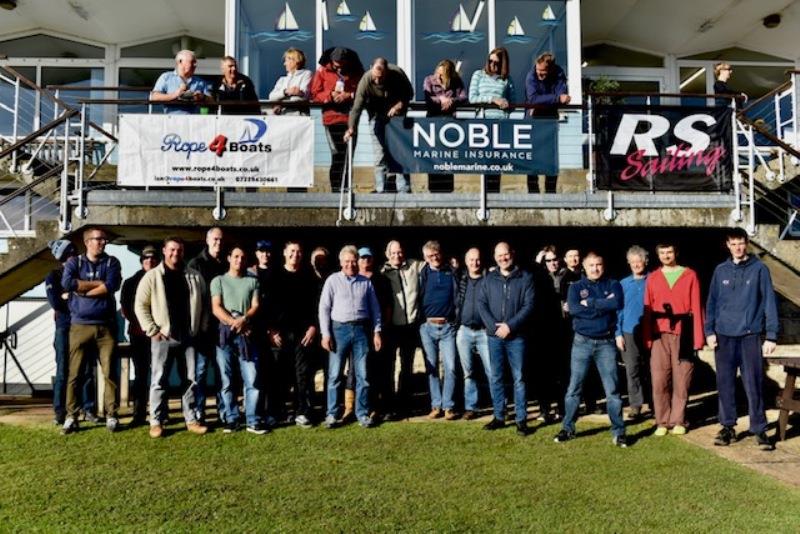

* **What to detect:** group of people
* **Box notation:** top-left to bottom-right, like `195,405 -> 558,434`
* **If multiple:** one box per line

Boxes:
47,226 -> 779,450
148,47 -> 571,195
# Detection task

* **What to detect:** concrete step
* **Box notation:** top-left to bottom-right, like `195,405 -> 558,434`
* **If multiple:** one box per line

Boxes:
0,219 -> 62,306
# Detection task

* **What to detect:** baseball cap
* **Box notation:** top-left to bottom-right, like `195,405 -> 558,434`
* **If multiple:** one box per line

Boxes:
256,240 -> 272,251
48,239 -> 75,262
140,245 -> 158,259
358,247 -> 373,258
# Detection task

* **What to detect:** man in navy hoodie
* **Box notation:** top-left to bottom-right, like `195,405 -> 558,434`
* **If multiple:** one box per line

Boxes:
525,52 -> 570,194
554,252 -> 628,447
478,242 -> 534,436
706,227 -> 778,451
61,227 -> 122,434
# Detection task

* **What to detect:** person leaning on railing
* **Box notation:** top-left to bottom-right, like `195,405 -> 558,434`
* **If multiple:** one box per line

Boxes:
310,47 -> 364,193
150,49 -> 212,114
268,48 -> 312,116
469,48 -> 514,193
424,59 -> 467,193
212,55 -> 260,115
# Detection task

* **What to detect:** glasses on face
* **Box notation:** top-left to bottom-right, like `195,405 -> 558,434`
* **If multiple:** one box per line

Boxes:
488,59 -> 500,65
545,258 -> 558,263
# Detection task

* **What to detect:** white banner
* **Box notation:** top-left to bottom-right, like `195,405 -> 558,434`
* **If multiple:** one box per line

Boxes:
118,114 -> 314,187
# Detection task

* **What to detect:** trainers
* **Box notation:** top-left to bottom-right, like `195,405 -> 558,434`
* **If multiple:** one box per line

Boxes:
670,425 -> 687,435
83,412 -> 100,424
106,417 -> 119,433
149,424 -> 164,439
323,415 -> 337,429
186,422 -> 208,435
223,421 -> 239,434
246,424 -> 269,435
483,418 -> 505,431
61,417 -> 78,435
295,414 -> 313,428
444,409 -> 460,421
516,421 -> 528,437
358,416 -> 375,428
755,432 -> 775,451
463,410 -> 477,421
714,426 -> 736,446
654,426 -> 668,437
428,408 -> 444,419
264,415 -> 278,429
554,429 -> 575,443
613,435 -> 629,448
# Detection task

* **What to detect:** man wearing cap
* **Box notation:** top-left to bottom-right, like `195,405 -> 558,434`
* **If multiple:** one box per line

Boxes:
61,227 -> 122,434
265,241 -> 319,427
356,246 -> 393,419
319,245 -> 382,428
188,227 -> 227,423
120,244 -> 159,426
45,239 -> 96,426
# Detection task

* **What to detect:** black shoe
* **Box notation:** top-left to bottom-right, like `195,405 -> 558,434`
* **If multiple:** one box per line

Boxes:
755,432 -> 775,451
483,418 -> 505,431
129,415 -> 147,428
516,422 -> 528,436
613,435 -> 628,448
554,429 -> 575,443
223,421 -> 240,434
714,426 -> 736,446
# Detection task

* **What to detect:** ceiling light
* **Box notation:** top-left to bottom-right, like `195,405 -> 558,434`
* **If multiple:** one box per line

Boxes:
0,0 -> 17,11
763,13 -> 781,28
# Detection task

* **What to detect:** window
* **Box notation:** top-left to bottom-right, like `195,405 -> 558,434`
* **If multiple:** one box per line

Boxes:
0,34 -> 104,59
121,36 -> 224,59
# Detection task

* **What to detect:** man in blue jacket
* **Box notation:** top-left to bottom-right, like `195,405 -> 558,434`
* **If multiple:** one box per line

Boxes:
478,242 -> 534,435
525,52 -> 570,194
555,252 -> 628,447
706,227 -> 778,451
61,227 -> 122,434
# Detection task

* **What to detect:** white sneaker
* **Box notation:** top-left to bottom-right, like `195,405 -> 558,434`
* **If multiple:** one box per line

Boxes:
295,414 -> 312,428
106,417 -> 119,433
323,415 -> 337,429
61,417 -> 78,435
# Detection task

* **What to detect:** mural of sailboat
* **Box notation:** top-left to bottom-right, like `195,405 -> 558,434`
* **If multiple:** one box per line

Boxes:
359,10 -> 377,32
507,16 -> 524,36
336,0 -> 350,16
275,2 -> 299,31
542,4 -> 556,21
450,4 -> 471,32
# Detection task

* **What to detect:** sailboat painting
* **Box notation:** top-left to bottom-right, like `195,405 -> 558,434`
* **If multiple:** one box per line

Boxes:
421,1 -> 485,44
250,2 -> 312,43
334,0 -> 358,22
355,10 -> 386,40
503,15 -> 532,45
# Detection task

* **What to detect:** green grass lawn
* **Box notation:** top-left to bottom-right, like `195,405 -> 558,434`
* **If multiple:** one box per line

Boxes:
1,419 -> 799,532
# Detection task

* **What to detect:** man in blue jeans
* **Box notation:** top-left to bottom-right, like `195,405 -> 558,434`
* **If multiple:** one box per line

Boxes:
211,245 -> 266,435
479,242 -> 535,436
418,240 -> 459,420
318,245 -> 382,429
555,252 -> 628,448
455,247 -> 491,420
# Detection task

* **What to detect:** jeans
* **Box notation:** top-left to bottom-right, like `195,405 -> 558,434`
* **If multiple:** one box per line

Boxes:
620,329 -> 648,409
149,337 -> 198,424
195,334 -> 225,422
419,322 -> 458,410
715,334 -> 767,434
130,333 -> 152,420
456,325 -> 491,412
67,323 -> 117,419
327,321 -> 370,420
324,124 -> 356,192
216,343 -> 261,427
562,333 -> 625,437
488,335 -> 527,423
53,325 -> 95,418
370,118 -> 409,193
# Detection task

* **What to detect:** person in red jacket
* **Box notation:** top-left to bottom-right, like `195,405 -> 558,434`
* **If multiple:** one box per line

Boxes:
310,47 -> 364,192
642,242 -> 704,436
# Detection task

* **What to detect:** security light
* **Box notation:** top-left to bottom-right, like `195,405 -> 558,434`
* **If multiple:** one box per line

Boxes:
0,0 -> 17,10
763,13 -> 781,28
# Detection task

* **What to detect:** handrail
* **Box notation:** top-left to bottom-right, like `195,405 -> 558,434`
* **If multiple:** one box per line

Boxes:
741,80 -> 792,114
737,112 -> 800,162
0,164 -> 64,209
0,65 -> 118,143
587,91 -> 735,99
0,110 -> 77,161
46,85 -> 151,92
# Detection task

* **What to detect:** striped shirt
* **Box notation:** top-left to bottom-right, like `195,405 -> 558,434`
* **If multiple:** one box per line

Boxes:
468,69 -> 515,119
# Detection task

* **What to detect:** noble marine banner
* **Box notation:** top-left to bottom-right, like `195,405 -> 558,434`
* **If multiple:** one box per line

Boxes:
118,114 -> 314,188
594,105 -> 733,191
385,117 -> 559,175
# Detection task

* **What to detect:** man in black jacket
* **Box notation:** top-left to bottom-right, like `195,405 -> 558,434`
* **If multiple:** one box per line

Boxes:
478,242 -> 535,435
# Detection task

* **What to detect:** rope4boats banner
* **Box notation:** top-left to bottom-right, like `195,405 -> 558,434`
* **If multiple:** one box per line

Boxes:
118,115 -> 314,187
594,105 -> 733,191
385,117 -> 559,175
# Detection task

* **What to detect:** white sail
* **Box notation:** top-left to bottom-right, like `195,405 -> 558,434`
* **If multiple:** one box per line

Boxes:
507,16 -> 524,36
359,11 -> 376,32
336,0 -> 350,16
276,3 -> 299,31
450,4 -> 470,32
542,4 -> 556,21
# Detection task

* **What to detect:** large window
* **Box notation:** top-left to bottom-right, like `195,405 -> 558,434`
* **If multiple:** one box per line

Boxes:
323,0 -> 398,68
0,34 -> 104,59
